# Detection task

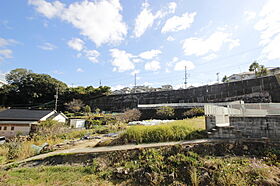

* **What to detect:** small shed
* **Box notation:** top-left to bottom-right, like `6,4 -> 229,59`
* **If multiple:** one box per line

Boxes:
69,119 -> 86,128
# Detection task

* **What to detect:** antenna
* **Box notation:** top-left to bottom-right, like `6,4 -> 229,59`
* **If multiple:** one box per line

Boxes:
184,66 -> 188,89
216,72 -> 220,83
54,87 -> 58,111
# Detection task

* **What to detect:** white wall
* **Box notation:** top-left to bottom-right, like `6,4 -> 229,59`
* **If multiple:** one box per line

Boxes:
70,119 -> 85,128
0,124 -> 31,137
53,114 -> 67,123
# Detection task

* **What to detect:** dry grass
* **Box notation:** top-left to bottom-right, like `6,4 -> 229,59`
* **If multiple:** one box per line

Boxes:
120,117 -> 206,144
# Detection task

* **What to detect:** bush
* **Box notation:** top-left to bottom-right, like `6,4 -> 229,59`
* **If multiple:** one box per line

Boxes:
183,108 -> 204,118
116,109 -> 141,123
156,106 -> 175,118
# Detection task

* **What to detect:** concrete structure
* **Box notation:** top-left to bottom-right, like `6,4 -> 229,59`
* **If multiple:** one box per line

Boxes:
0,109 -> 68,137
89,74 -> 280,112
205,102 -> 280,141
69,119 -> 86,128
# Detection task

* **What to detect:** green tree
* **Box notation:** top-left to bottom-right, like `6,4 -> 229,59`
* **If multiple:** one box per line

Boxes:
249,61 -> 260,75
84,105 -> 91,115
256,65 -> 268,77
64,99 -> 85,113
3,68 -> 67,107
222,75 -> 229,83
156,106 -> 175,118
5,68 -> 32,84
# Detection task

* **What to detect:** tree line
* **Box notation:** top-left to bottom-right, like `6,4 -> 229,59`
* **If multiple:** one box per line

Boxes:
0,68 -> 111,111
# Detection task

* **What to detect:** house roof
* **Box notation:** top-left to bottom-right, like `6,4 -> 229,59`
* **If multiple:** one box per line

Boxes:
0,109 -> 54,121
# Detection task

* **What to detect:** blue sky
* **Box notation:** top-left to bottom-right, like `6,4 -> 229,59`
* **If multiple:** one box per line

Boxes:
0,0 -> 279,89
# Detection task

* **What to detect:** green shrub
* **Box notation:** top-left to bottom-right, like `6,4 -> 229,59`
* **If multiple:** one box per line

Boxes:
183,108 -> 204,118
156,106 -> 175,118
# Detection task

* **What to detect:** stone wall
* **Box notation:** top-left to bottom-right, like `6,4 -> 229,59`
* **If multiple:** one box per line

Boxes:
89,74 -> 280,112
205,116 -> 216,130
208,116 -> 280,141
230,116 -> 280,140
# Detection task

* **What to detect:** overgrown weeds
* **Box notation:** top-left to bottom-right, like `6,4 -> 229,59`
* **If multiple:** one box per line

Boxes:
118,117 -> 206,144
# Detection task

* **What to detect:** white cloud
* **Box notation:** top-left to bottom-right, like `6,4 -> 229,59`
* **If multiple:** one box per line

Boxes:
133,2 -> 155,38
67,38 -> 100,63
111,84 -> 125,91
244,11 -> 256,21
28,0 -> 64,18
83,49 -> 100,63
67,38 -> 84,51
162,12 -> 196,33
29,0 -> 127,46
182,31 -> 240,56
203,53 -> 217,61
174,60 -> 195,71
0,49 -> 13,62
0,38 -> 17,47
38,42 -> 57,50
167,36 -> 175,41
139,49 -> 161,60
168,2 -> 177,14
132,58 -> 142,63
145,60 -> 161,71
0,38 -> 17,62
76,68 -> 84,72
110,49 -> 135,72
255,0 -> 280,60
133,1 -> 176,38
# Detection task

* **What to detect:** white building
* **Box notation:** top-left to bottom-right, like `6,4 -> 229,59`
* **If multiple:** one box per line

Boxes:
228,72 -> 255,82
69,119 -> 86,128
0,109 -> 68,137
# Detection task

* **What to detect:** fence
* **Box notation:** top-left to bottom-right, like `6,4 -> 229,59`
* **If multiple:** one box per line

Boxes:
205,103 -> 280,125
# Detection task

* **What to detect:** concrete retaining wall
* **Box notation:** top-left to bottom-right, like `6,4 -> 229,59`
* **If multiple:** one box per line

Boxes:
89,75 -> 280,112
208,116 -> 280,141
230,116 -> 280,140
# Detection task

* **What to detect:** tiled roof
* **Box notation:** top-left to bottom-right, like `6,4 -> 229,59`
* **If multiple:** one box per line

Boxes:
0,109 -> 53,121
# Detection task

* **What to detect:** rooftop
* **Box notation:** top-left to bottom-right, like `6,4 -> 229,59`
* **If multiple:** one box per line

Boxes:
0,109 -> 54,121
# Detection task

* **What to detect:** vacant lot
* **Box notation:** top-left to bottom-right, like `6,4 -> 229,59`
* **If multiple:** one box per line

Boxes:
115,117 -> 206,144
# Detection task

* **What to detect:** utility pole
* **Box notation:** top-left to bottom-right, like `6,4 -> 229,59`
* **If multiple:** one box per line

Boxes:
99,80 -> 102,87
134,73 -> 137,93
54,87 -> 58,111
184,66 -> 188,89
216,72 -> 220,83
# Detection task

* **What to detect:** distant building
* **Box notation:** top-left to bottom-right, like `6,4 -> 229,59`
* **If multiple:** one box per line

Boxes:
228,71 -> 255,82
0,109 -> 68,137
267,67 -> 280,75
161,85 -> 173,91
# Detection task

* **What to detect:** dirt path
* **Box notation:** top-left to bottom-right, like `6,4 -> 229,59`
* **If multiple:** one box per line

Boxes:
3,138 -> 227,168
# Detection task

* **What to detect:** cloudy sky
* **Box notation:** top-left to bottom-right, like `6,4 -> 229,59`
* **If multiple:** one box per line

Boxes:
0,0 -> 279,89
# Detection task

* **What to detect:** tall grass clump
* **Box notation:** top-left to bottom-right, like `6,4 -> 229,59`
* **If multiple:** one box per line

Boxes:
121,118 -> 206,143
